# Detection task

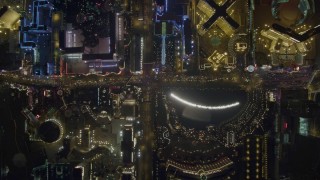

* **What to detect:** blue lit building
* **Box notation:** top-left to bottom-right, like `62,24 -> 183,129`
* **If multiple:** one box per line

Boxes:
154,0 -> 192,72
19,0 -> 57,75
32,161 -> 72,180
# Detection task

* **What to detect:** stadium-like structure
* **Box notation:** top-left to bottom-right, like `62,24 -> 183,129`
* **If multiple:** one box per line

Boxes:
156,81 -> 268,178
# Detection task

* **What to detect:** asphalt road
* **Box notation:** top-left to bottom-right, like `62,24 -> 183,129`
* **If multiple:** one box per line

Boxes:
137,87 -> 154,180
142,0 -> 154,63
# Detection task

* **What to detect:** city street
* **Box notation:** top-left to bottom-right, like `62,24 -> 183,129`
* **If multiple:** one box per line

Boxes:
137,87 -> 154,180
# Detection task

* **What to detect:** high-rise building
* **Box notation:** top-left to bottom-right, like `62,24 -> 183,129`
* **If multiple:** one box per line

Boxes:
121,124 -> 133,165
115,13 -> 124,58
122,99 -> 138,121
0,6 -> 20,66
78,126 -> 92,150
131,34 -> 143,72
0,6 -> 20,29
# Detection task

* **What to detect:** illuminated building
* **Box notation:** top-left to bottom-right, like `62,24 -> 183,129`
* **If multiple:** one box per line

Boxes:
166,157 -> 234,178
196,0 -> 239,35
81,13 -> 118,74
121,124 -> 133,165
122,99 -> 138,121
154,21 -> 175,69
153,0 -> 190,72
60,45 -> 84,74
0,0 -> 26,9
130,34 -> 143,72
98,87 -> 112,109
226,131 -> 235,147
51,11 -> 63,74
0,6 -> 20,29
298,117 -> 310,136
121,166 -> 135,179
32,161 -> 73,180
64,24 -> 84,49
261,28 -> 300,50
61,27 -> 117,74
196,0 -> 214,18
115,13 -> 124,59
59,11 -> 122,74
0,6 -> 20,61
78,126 -> 92,150
19,0 -> 56,75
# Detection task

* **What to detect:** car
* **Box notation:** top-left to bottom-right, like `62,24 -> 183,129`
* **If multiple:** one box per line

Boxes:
137,149 -> 141,157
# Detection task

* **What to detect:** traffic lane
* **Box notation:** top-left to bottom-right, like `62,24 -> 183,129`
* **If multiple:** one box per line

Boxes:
137,100 -> 153,180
